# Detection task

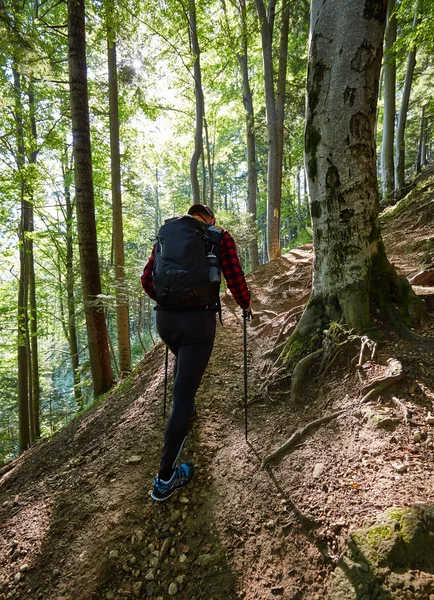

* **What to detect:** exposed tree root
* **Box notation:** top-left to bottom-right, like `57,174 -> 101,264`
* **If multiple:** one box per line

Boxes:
391,395 -> 409,426
356,335 -> 377,367
291,349 -> 324,400
274,306 -> 305,346
384,307 -> 434,347
262,410 -> 346,467
359,358 -> 404,404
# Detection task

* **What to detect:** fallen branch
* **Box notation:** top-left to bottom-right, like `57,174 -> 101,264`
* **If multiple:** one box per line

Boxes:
262,410 -> 346,467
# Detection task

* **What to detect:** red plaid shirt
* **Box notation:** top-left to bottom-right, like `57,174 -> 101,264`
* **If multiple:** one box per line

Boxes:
141,229 -> 251,309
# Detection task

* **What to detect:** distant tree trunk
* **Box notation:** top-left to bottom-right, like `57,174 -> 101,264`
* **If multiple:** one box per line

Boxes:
28,83 -> 41,439
255,0 -> 281,261
201,143 -> 206,204
204,117 -> 213,208
107,25 -> 131,376
13,67 -> 31,452
67,0 -> 113,395
421,120 -> 428,167
189,0 -> 204,205
237,0 -> 259,271
297,169 -> 302,234
395,8 -> 420,190
63,163 -> 83,408
381,0 -> 397,198
155,167 -> 160,235
276,0 -> 290,247
287,0 -> 421,353
416,104 -> 426,174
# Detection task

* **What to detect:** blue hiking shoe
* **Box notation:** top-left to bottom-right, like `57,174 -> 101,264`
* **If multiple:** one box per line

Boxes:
151,462 -> 194,502
191,405 -> 197,421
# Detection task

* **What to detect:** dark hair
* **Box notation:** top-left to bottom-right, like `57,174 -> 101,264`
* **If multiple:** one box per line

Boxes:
187,204 -> 215,219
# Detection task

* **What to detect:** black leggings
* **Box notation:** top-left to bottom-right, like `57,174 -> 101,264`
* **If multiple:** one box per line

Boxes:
156,309 -> 216,475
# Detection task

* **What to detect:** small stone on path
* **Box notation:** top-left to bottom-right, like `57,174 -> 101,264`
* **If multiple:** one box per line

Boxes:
168,581 -> 179,595
313,463 -> 325,478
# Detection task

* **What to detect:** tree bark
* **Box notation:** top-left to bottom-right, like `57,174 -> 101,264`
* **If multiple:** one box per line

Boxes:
13,67 -> 31,452
63,163 -> 83,408
255,0 -> 281,261
203,116 -> 213,208
288,0 -> 421,353
381,0 -> 397,199
395,8 -> 419,190
416,104 -> 426,174
237,0 -> 259,271
276,0 -> 290,242
28,83 -> 41,439
67,0 -> 113,395
189,0 -> 204,205
107,23 -> 131,376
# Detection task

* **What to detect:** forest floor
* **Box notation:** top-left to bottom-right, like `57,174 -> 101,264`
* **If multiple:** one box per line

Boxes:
1,169 -> 434,600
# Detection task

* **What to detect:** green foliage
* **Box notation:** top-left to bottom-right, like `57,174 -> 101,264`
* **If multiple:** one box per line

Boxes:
0,0 -> 311,461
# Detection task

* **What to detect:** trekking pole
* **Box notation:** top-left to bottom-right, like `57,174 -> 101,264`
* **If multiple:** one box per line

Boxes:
163,345 -> 169,419
242,309 -> 252,441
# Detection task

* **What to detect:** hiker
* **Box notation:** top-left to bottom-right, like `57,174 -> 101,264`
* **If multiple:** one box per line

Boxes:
141,203 -> 252,501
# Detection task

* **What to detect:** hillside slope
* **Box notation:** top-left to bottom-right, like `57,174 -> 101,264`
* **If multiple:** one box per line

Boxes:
1,171 -> 434,600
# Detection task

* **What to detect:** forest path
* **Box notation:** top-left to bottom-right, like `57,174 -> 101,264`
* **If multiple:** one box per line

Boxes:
1,170 -> 434,599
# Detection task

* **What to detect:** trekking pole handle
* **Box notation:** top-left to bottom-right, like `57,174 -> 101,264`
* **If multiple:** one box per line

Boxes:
243,309 -> 253,321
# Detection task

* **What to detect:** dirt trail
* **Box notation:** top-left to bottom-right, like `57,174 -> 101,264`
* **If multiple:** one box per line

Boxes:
1,172 -> 434,599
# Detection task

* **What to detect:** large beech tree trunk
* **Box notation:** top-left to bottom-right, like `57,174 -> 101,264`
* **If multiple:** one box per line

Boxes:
381,0 -> 397,198
67,0 -> 113,395
288,0 -> 421,352
107,25 -> 131,376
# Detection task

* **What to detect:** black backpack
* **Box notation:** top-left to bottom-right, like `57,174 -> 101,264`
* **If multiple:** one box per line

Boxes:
152,215 -> 222,310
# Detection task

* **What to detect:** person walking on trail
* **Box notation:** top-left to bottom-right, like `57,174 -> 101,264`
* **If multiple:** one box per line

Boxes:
141,203 -> 252,501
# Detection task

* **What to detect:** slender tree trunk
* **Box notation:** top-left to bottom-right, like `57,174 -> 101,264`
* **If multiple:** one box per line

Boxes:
421,120 -> 428,167
290,0 -> 421,349
67,0 -> 113,395
13,67 -> 31,451
189,0 -> 204,204
297,169 -> 302,234
155,167 -> 160,235
416,104 -> 426,174
107,26 -> 131,376
381,0 -> 397,198
27,83 -> 41,439
63,164 -> 83,408
237,0 -> 259,271
201,142 -> 206,203
254,0 -> 281,261
276,0 -> 290,246
395,8 -> 420,190
203,117 -> 213,208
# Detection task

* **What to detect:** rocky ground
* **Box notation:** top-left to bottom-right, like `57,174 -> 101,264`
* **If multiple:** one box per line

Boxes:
1,170 -> 434,600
